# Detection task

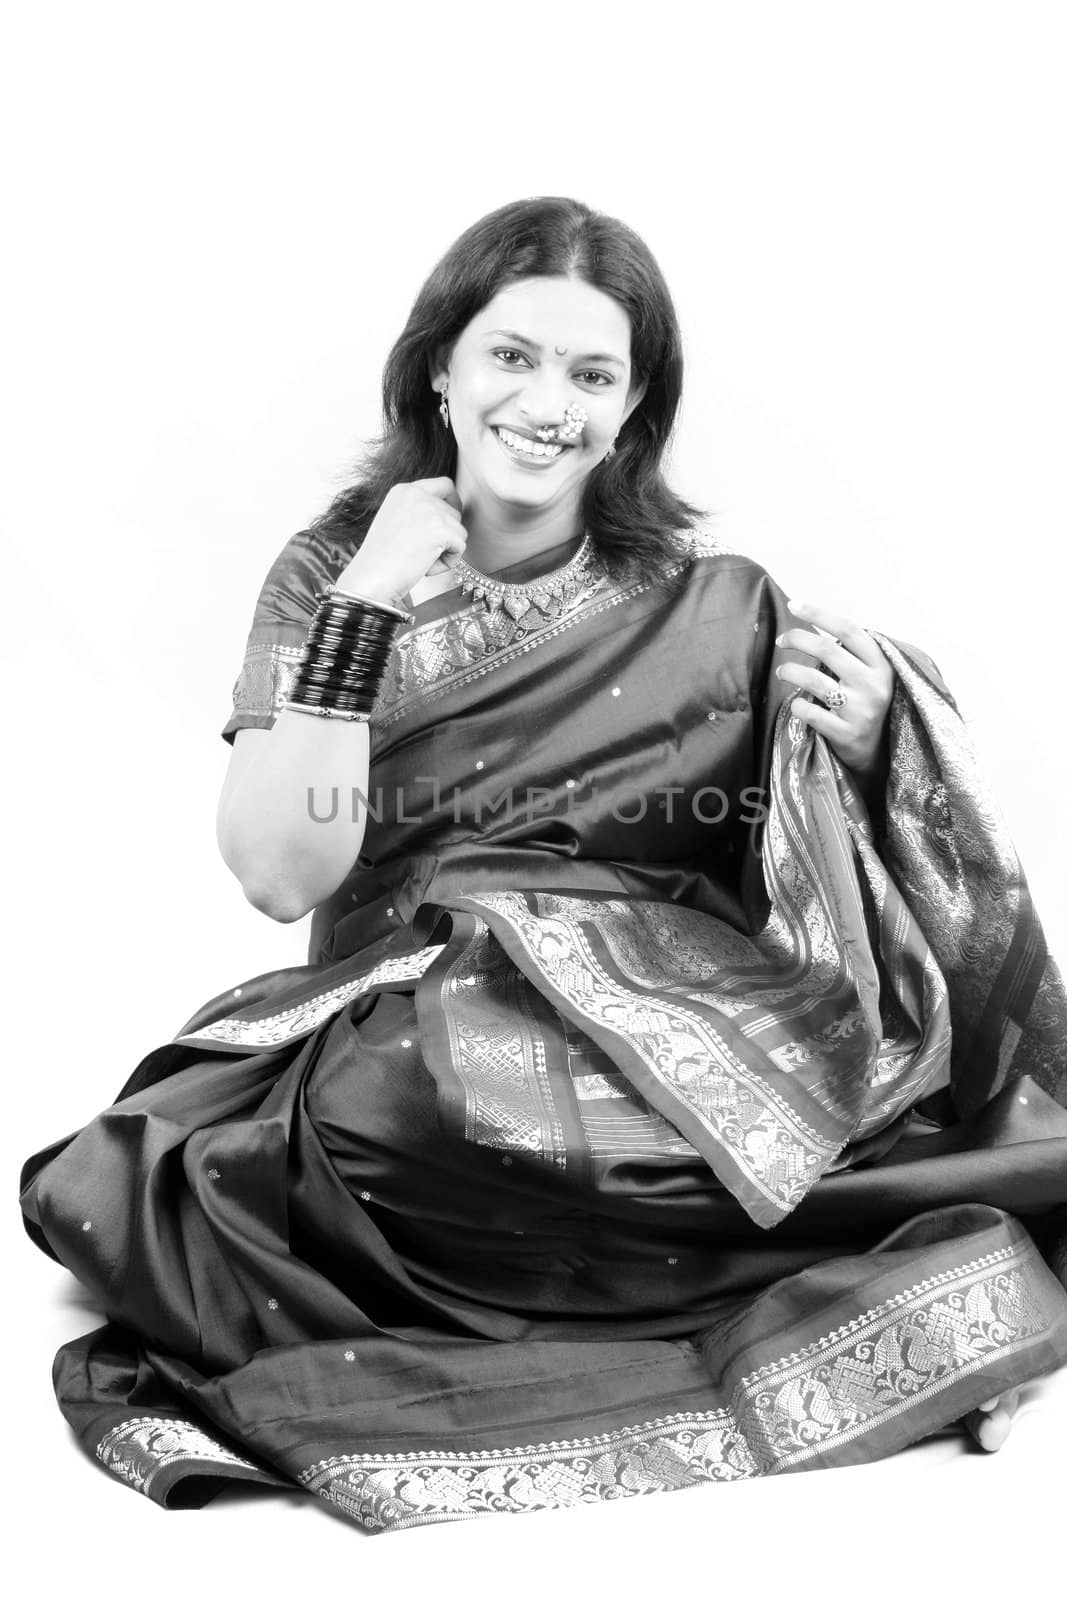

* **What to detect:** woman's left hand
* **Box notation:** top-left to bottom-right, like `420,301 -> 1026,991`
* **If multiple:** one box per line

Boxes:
775,599 -> 895,780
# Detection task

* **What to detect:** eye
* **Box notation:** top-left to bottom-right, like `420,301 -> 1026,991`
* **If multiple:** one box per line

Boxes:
576,370 -> 614,387
493,348 -> 532,368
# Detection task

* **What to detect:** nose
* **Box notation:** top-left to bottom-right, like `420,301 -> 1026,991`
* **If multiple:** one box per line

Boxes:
516,368 -> 571,427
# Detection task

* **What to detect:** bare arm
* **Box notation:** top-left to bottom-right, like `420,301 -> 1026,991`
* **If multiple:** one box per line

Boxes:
216,478 -> 467,922
216,718 -> 372,922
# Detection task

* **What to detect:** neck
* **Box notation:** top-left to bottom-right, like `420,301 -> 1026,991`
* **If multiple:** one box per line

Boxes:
457,487 -> 584,577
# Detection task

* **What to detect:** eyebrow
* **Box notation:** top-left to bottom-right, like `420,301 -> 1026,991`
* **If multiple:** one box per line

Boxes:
484,329 -> 627,370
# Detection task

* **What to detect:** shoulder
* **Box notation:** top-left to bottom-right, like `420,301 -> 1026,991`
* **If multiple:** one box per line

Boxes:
661,521 -> 783,601
250,524 -> 359,627
664,520 -> 740,564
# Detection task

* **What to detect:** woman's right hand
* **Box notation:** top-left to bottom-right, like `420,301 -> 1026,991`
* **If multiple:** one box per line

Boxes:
335,478 -> 466,605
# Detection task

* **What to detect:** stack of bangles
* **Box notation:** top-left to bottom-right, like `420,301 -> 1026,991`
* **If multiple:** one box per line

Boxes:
282,587 -> 414,722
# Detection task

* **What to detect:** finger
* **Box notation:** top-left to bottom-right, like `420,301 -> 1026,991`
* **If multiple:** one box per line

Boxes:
786,694 -> 851,740
777,663 -> 851,710
787,600 -> 886,671
775,627 -> 855,677
419,477 -> 464,512
428,529 -> 466,570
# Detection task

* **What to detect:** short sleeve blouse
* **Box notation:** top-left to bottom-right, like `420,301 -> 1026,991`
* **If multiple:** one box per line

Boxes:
220,525 -> 356,745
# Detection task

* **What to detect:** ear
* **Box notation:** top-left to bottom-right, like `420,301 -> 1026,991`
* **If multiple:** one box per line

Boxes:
621,375 -> 648,425
429,345 -> 453,393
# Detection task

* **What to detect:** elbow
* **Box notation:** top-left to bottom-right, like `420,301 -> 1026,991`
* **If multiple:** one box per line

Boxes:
217,832 -> 312,924
216,812 -> 350,924
241,873 -> 313,924
250,894 -> 310,925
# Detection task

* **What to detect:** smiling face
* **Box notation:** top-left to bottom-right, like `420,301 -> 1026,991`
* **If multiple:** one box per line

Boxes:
433,275 -> 645,533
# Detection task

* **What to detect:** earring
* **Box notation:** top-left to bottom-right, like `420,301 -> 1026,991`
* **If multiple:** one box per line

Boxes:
438,382 -> 450,430
605,437 -> 617,460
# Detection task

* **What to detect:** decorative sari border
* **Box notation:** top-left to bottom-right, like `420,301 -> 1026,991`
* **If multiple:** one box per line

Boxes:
375,576 -> 634,731
875,635 -> 1067,1110
735,1240 -> 1045,1468
374,526 -> 737,731
432,921 -> 571,1165
178,946 -> 444,1047
97,1416 -> 260,1496
229,640 -> 306,726
460,890 -> 837,1220
296,1237 -> 1055,1532
298,1408 -> 747,1530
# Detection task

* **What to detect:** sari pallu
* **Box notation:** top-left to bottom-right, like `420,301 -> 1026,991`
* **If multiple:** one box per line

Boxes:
20,526 -> 1067,1531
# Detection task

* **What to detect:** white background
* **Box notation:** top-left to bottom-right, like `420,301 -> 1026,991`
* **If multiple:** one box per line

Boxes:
2,2 -> 1064,1592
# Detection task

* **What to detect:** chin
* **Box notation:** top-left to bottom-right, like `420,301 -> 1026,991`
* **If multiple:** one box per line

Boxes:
480,467 -> 571,507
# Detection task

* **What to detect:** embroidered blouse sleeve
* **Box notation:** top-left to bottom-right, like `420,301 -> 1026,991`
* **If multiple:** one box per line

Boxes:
220,526 -> 356,745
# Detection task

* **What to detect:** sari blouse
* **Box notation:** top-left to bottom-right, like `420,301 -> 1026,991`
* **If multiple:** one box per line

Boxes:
222,524 -> 786,965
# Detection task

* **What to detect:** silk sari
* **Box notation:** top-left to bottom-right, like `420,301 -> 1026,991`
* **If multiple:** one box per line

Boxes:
21,524 -> 1067,1532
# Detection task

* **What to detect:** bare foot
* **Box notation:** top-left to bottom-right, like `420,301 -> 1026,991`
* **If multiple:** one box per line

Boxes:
964,1389 -> 1020,1451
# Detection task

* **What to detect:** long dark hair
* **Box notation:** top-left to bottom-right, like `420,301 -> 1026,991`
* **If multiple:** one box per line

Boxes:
311,196 -> 704,584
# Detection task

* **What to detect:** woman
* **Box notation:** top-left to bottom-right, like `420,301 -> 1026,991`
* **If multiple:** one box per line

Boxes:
21,197 -> 1067,1533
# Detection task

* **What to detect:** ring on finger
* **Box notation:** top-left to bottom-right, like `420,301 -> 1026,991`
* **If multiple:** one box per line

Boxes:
821,682 -> 848,711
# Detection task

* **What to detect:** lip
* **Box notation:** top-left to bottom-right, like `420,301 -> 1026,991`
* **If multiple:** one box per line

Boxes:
491,425 -> 571,468
492,423 -> 574,445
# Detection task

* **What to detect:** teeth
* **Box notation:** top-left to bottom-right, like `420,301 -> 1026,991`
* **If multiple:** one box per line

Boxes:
496,427 -> 562,459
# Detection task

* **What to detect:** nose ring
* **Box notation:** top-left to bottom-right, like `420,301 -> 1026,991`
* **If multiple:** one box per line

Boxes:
536,403 -> 588,444
560,403 -> 588,440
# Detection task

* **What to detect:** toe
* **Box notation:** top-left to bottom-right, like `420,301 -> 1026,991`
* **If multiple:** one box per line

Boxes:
964,1389 -> 1020,1452
977,1407 -> 1013,1451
